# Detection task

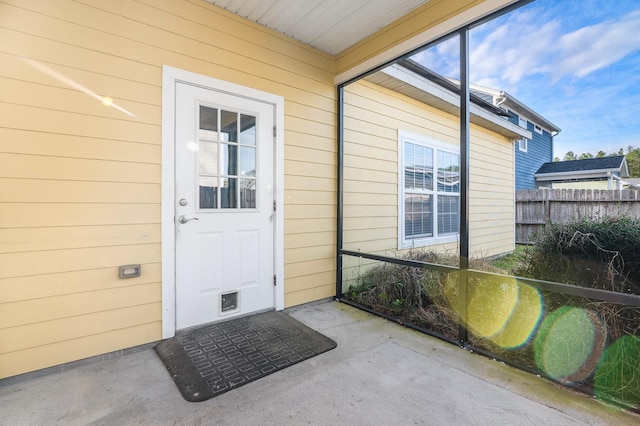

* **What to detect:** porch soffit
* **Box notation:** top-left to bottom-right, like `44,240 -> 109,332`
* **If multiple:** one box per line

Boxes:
203,0 -> 430,56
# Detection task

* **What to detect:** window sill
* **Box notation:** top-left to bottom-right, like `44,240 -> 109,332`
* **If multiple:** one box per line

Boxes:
399,234 -> 459,250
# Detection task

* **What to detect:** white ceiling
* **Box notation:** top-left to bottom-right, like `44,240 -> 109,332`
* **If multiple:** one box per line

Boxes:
204,0 -> 430,55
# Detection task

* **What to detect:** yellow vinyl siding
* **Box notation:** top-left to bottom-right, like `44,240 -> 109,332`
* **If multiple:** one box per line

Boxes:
552,180 -> 610,190
343,79 -> 514,259
0,0 -> 336,378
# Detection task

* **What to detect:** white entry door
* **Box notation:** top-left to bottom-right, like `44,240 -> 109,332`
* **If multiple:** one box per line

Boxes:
174,82 -> 275,330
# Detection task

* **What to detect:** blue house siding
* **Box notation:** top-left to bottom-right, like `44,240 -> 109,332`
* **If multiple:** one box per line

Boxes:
509,114 -> 554,190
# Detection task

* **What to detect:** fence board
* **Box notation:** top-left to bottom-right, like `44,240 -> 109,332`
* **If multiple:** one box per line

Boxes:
515,189 -> 640,244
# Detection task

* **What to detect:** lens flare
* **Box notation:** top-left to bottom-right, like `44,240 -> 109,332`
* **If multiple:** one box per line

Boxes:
534,307 -> 606,383
464,276 -> 519,338
490,283 -> 543,349
452,276 -> 543,349
594,335 -> 640,406
22,57 -> 135,117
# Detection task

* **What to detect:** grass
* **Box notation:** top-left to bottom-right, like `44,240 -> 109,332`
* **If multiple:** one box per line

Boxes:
488,245 -> 529,273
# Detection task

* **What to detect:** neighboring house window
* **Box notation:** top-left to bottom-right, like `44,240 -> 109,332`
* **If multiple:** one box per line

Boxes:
398,130 -> 460,249
534,124 -> 543,134
518,137 -> 528,152
518,117 -> 527,129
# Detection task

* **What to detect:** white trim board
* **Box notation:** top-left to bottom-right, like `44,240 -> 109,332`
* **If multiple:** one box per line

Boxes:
161,66 -> 285,339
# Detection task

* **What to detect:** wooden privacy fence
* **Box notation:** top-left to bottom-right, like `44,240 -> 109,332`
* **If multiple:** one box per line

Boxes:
515,189 -> 640,244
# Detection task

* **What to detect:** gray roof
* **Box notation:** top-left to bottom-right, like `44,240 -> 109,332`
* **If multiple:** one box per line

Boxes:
536,156 -> 626,174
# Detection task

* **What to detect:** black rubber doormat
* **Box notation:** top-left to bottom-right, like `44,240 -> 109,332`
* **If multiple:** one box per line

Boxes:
155,311 -> 337,402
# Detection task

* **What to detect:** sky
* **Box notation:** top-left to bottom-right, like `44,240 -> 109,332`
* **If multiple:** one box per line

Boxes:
413,0 -> 640,159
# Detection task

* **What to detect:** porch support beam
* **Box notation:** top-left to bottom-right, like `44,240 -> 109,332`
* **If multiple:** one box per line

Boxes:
458,28 -> 470,345
336,85 -> 345,297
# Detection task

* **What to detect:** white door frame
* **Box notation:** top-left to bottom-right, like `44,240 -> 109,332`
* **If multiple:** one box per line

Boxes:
161,65 -> 285,339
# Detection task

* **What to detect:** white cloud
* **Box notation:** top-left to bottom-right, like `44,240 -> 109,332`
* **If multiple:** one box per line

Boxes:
466,8 -> 640,87
553,10 -> 640,79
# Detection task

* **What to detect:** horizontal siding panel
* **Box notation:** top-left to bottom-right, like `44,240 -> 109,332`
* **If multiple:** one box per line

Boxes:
344,154 -> 396,174
344,129 -> 396,151
344,139 -> 396,161
284,100 -> 335,124
74,0 -> 122,14
284,245 -> 334,264
0,263 -> 162,304
346,97 -> 457,139
285,115 -> 335,140
0,244 -> 160,279
0,302 -> 160,354
346,83 -> 459,135
344,216 -> 396,231
285,259 -> 335,279
284,176 -> 335,192
285,144 -> 335,165
284,231 -> 335,250
285,160 -> 335,179
285,218 -> 335,235
284,283 -> 334,308
0,51 -> 160,105
284,132 -> 334,154
343,116 -> 397,141
344,227 -> 397,243
0,282 -> 161,328
0,153 -> 160,184
284,190 -> 335,206
469,174 -> 515,188
343,192 -> 396,206
344,180 -> 397,195
0,28 -> 162,85
202,61 -> 334,111
0,203 -> 159,228
343,239 -> 399,254
343,205 -> 397,218
0,77 -> 158,125
472,147 -> 513,165
0,129 -> 161,163
0,2 -> 206,75
283,204 -> 335,220
0,103 -> 160,145
0,179 -> 160,204
0,224 -> 160,254
344,168 -> 396,184
0,321 -> 160,379
285,271 -> 335,293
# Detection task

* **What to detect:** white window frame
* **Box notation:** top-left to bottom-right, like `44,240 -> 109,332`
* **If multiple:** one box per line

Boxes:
518,116 -> 527,129
398,130 -> 460,250
518,137 -> 528,153
534,124 -> 543,135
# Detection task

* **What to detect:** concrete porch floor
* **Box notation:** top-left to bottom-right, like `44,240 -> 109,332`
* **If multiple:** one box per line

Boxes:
1,300 -> 638,425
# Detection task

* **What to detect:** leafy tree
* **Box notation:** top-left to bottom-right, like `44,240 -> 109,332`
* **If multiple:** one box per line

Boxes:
563,151 -> 577,161
553,156 -> 560,162
596,150 -> 606,158
626,147 -> 640,178
578,152 -> 594,160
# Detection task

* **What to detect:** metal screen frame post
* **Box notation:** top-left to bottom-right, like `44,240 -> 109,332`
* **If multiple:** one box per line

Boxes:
336,85 -> 345,298
458,28 -> 470,345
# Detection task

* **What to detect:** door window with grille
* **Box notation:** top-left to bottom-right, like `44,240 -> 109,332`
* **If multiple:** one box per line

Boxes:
198,105 -> 257,210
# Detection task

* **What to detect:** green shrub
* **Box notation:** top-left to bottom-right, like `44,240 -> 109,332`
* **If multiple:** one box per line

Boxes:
514,216 -> 640,295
